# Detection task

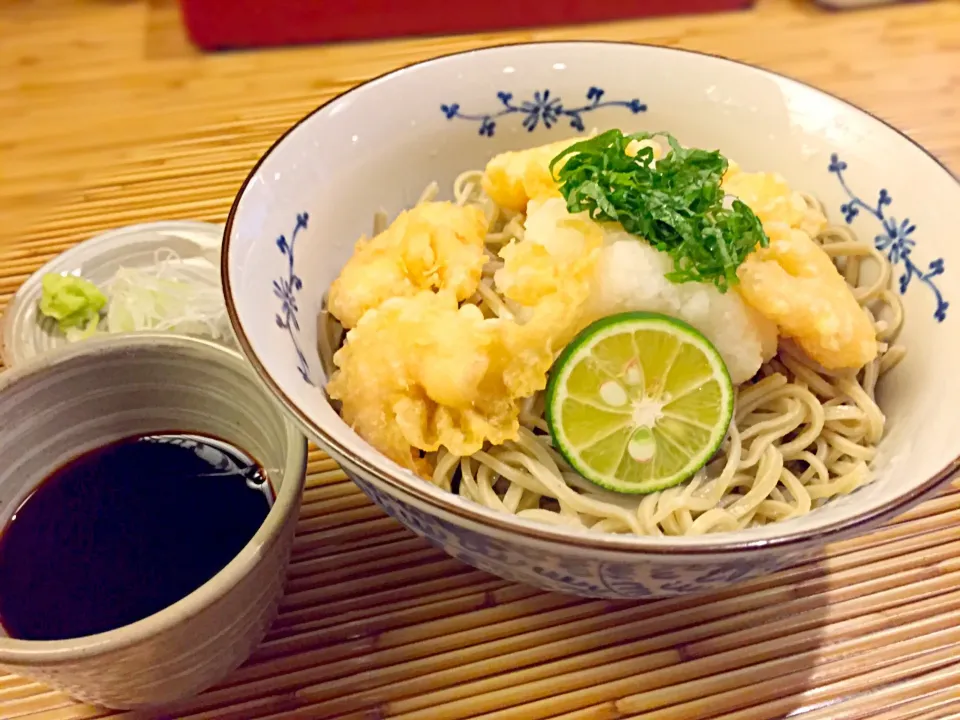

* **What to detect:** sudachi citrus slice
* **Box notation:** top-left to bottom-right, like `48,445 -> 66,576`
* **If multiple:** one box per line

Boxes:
545,312 -> 734,494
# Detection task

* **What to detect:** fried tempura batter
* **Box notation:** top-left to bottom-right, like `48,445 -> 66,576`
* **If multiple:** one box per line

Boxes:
327,202 -> 487,329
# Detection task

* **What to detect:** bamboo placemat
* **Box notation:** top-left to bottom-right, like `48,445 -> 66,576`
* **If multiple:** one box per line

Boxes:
3,0 -> 960,718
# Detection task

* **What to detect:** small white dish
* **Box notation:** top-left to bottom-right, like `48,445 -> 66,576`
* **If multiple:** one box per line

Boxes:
1,221 -> 225,367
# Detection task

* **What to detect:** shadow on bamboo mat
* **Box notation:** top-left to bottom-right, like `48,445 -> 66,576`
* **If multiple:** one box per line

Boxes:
9,476 -> 960,720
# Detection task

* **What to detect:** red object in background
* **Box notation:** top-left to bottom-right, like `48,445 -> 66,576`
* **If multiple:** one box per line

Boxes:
179,0 -> 754,51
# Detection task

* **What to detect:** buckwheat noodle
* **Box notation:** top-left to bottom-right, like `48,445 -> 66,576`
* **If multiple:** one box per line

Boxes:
319,171 -> 905,537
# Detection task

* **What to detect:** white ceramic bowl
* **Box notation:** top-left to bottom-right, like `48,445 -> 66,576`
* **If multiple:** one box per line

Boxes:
0,334 -> 307,708
222,42 -> 960,599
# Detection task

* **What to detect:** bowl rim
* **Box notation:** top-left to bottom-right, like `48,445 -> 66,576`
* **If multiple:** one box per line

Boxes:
0,332 -> 308,661
221,40 -> 960,554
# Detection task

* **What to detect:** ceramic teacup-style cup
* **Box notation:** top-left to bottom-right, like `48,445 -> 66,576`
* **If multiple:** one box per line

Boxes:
0,333 -> 307,709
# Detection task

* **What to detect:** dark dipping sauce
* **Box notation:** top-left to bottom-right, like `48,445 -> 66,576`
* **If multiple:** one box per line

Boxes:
0,433 -> 272,641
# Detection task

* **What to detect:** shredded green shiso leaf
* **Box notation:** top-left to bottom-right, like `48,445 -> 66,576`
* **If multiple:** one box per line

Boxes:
549,130 -> 769,292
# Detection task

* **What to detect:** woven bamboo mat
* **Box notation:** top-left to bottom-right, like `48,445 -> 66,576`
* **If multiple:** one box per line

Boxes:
3,0 -> 960,718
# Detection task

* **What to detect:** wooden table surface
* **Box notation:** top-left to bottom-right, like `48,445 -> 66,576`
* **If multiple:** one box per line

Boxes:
3,1 -> 960,718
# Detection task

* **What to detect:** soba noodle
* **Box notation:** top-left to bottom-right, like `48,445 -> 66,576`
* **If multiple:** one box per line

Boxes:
319,169 -> 905,537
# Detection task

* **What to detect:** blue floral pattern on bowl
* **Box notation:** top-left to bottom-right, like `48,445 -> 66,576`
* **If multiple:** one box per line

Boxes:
273,212 -> 313,385
829,154 -> 948,322
351,476 -> 796,599
441,87 -> 646,137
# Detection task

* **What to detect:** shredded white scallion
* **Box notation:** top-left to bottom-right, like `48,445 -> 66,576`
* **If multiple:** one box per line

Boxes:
81,248 -> 235,346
